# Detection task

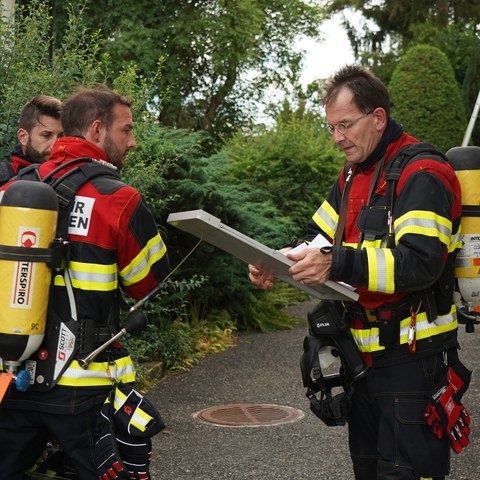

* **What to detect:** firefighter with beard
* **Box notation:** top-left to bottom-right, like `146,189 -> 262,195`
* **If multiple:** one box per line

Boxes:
0,86 -> 170,479
0,95 -> 63,185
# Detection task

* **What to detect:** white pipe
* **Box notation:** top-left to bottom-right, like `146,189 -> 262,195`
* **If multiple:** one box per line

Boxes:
2,1 -> 15,21
462,88 -> 480,146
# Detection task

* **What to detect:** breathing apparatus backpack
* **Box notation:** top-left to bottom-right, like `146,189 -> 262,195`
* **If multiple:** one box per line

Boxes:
0,158 -> 119,394
446,145 -> 480,332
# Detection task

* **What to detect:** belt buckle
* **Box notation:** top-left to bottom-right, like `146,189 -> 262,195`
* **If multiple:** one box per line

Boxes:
365,309 -> 378,323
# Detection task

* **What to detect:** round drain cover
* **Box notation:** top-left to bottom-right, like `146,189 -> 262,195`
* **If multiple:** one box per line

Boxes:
194,403 -> 305,427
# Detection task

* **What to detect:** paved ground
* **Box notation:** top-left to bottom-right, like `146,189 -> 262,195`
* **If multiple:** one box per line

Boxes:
148,299 -> 480,479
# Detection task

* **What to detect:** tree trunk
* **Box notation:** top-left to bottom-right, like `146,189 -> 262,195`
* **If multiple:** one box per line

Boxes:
435,0 -> 449,28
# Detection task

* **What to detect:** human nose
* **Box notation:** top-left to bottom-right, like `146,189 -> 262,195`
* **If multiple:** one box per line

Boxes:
332,127 -> 346,143
128,133 -> 137,149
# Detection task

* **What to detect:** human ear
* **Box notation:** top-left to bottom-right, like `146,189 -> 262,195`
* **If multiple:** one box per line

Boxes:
17,128 -> 28,146
371,107 -> 387,131
86,119 -> 105,145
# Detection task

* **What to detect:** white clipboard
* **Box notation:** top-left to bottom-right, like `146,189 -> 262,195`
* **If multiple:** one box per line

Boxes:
167,209 -> 358,302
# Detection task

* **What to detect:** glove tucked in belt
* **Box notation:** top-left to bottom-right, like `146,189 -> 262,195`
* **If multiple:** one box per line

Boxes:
424,359 -> 472,453
95,382 -> 166,480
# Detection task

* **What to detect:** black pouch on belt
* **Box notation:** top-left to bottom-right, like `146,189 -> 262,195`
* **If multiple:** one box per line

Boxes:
377,308 -> 400,348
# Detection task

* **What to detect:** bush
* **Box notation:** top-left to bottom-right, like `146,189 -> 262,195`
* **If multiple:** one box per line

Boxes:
226,113 -> 344,233
389,45 -> 467,152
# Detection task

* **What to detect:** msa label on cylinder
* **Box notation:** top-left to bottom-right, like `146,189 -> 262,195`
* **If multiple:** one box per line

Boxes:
11,227 -> 40,309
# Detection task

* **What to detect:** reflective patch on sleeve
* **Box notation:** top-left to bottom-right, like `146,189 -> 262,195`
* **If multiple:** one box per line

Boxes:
312,201 -> 338,240
366,247 -> 395,293
121,234 -> 167,286
395,210 -> 451,247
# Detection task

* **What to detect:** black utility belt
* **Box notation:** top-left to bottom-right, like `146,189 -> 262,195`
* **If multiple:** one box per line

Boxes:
345,301 -> 422,349
345,301 -> 416,325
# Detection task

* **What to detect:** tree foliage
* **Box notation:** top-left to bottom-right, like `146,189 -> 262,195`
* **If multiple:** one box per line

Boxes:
389,44 -> 466,152
326,0 -> 480,62
0,0 -> 109,157
41,0 -> 326,137
127,124 -> 298,329
226,111 -> 345,233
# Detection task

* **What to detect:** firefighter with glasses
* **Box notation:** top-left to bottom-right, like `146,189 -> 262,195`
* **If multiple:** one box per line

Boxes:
249,65 -> 470,480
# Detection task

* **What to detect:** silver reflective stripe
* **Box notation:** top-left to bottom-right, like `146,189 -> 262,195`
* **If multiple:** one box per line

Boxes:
352,309 -> 457,352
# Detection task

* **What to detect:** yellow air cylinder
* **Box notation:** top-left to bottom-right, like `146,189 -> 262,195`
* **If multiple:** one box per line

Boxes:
447,146 -> 480,311
0,180 -> 58,362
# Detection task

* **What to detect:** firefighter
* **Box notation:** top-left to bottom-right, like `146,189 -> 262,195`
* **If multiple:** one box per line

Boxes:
249,65 -> 470,479
0,86 -> 170,479
0,95 -> 63,185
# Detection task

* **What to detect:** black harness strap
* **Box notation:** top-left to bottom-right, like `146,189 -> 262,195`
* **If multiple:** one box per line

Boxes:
0,158 -> 15,187
383,142 -> 451,322
13,159 -> 119,269
384,142 -> 448,246
47,162 -> 119,241
0,245 -> 53,263
335,165 -> 355,246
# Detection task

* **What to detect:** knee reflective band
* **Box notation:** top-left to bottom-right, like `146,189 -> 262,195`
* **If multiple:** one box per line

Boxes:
0,181 -> 58,367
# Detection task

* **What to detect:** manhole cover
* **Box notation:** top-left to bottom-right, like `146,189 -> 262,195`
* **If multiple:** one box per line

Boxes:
194,403 -> 305,427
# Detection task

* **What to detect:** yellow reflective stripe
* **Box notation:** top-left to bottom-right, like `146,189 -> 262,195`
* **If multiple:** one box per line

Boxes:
113,388 -> 153,433
352,306 -> 457,353
56,357 -> 136,386
450,229 -> 463,253
68,261 -> 117,291
131,403 -> 154,432
361,239 -> 382,248
54,274 -> 66,287
53,265 -> 118,291
121,234 -> 167,286
365,248 -> 395,293
312,201 -> 338,240
395,210 -> 451,246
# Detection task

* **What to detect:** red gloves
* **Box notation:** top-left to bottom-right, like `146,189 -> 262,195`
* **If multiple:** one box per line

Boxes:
424,362 -> 472,454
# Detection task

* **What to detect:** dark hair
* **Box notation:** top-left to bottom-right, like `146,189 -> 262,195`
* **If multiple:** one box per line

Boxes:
322,65 -> 390,117
61,86 -> 133,136
19,95 -> 62,132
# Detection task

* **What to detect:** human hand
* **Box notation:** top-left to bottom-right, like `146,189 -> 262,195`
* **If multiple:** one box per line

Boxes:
287,247 -> 332,286
248,264 -> 275,289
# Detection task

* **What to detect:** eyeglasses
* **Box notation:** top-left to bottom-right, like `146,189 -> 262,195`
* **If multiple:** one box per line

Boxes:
326,110 -> 374,135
